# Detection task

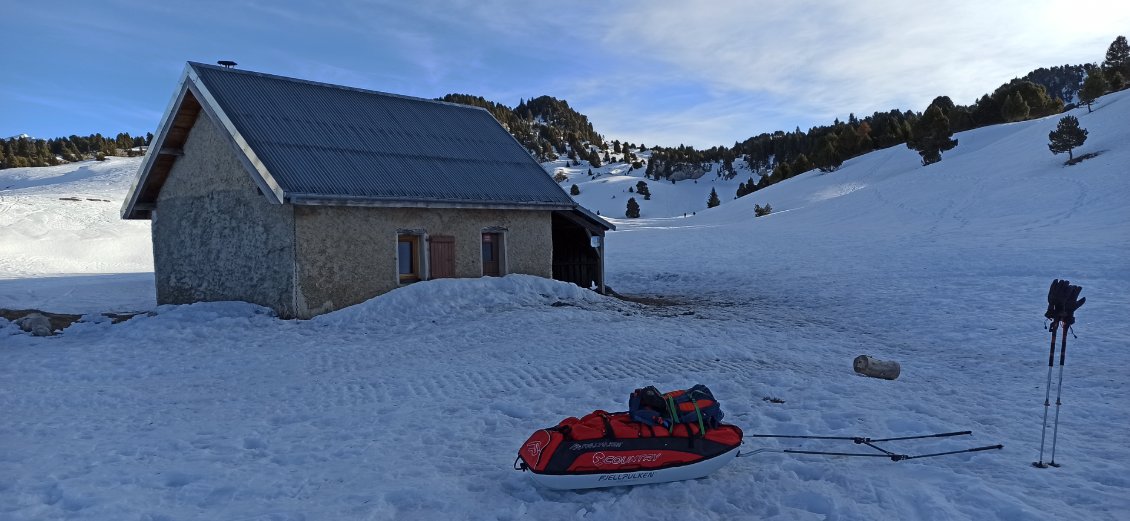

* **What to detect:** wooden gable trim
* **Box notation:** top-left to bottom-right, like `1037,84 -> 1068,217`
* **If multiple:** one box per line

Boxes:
121,63 -> 288,220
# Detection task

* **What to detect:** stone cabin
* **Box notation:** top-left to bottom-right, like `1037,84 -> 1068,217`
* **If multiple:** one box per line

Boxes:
121,62 -> 613,319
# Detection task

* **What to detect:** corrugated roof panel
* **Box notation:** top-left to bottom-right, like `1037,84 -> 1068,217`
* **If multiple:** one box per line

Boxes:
189,62 -> 573,207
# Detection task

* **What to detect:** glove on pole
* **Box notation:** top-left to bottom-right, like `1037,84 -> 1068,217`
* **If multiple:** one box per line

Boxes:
1048,282 -> 1084,467
1035,279 -> 1084,469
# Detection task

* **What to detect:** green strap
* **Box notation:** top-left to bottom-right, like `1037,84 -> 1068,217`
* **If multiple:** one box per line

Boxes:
665,395 -> 678,428
691,397 -> 706,437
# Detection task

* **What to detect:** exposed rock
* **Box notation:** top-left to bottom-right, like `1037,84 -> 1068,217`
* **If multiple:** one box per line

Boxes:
1,309 -> 146,335
668,163 -> 711,182
16,313 -> 54,337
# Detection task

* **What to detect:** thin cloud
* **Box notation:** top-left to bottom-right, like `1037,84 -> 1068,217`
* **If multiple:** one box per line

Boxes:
586,92 -> 823,149
3,0 -> 1126,146
607,0 -> 1130,121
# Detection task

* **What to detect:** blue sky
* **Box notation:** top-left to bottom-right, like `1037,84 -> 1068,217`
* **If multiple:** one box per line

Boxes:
2,0 -> 1127,148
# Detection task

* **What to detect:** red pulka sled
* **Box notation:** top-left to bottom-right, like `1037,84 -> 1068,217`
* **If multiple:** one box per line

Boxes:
515,385 -> 742,490
514,385 -> 1002,490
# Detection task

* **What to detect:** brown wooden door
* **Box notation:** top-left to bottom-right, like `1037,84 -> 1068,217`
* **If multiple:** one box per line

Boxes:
482,233 -> 501,276
428,235 -> 456,279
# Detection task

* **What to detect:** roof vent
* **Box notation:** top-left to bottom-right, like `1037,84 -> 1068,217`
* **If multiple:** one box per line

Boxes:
217,60 -> 237,69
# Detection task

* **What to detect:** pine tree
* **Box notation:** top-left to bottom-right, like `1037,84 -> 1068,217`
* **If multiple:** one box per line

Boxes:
1104,36 -> 1130,78
625,197 -> 640,218
1079,72 -> 1108,112
635,180 -> 650,199
1048,115 -> 1088,161
1109,71 -> 1126,92
707,188 -> 721,208
15,137 -> 30,159
907,104 -> 958,166
570,184 -> 580,196
771,161 -> 792,182
791,153 -> 814,174
1001,92 -> 1030,122
812,136 -> 842,172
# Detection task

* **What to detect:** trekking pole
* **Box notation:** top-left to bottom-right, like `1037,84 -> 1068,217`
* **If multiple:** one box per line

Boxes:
1047,320 -> 1071,467
1034,280 -> 1084,469
1033,320 -> 1059,468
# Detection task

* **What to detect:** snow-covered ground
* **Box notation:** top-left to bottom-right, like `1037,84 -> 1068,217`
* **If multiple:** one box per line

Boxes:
1,91 -> 1128,520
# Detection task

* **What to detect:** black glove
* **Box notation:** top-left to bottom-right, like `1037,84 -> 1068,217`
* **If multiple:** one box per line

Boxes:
1059,283 -> 1085,325
1045,279 -> 1067,320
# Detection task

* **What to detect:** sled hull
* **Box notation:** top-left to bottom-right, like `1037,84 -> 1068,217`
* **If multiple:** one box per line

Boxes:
529,447 -> 739,490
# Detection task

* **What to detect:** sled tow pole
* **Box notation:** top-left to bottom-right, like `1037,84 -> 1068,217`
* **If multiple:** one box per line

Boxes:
737,430 -> 1003,462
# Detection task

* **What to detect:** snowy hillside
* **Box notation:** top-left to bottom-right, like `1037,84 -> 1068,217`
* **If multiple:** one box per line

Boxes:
0,157 -> 152,312
548,152 -> 754,220
2,90 -> 1129,520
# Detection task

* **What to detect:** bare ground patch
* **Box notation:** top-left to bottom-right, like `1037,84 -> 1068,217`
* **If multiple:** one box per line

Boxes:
1,308 -> 146,334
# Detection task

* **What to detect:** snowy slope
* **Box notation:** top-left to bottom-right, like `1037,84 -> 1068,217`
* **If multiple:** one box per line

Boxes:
1,90 -> 1128,520
0,157 -> 152,312
549,153 -> 756,220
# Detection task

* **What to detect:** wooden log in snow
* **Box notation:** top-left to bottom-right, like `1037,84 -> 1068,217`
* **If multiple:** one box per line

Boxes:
853,355 -> 901,380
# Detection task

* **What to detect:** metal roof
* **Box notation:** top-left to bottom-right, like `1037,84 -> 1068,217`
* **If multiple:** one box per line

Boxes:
186,62 -> 578,208
122,62 -> 612,230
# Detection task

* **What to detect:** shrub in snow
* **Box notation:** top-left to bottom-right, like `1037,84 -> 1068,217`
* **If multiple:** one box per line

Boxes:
755,204 -> 773,217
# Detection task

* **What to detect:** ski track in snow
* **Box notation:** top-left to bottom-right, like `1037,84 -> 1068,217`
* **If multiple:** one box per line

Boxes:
1,91 -> 1129,520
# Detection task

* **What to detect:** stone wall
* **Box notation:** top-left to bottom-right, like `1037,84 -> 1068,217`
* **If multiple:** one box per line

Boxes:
149,111 -> 558,319
293,206 -> 552,318
152,112 -> 298,316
